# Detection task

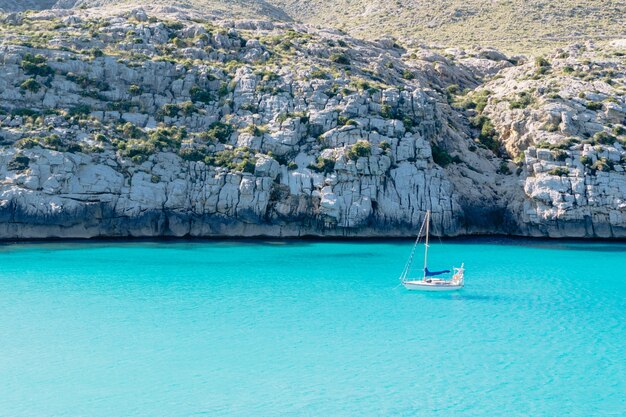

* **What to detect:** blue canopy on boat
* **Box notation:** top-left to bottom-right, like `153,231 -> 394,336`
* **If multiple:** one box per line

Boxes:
425,267 -> 450,277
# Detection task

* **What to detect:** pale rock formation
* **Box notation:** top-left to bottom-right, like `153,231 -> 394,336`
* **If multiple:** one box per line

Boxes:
0,8 -> 624,239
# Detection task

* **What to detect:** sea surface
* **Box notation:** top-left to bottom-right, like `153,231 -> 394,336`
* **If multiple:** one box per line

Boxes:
0,238 -> 624,416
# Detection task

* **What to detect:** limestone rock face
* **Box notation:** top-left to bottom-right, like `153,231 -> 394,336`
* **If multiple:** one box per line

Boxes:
475,43 -> 626,238
0,7 -> 624,238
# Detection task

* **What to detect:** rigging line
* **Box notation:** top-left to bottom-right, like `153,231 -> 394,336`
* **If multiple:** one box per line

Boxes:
400,213 -> 427,280
404,224 -> 424,275
400,237 -> 419,280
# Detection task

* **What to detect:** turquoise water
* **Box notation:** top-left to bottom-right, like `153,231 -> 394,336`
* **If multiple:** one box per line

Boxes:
0,239 -> 624,416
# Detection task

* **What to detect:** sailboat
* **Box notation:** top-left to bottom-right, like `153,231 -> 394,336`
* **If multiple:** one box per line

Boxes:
400,210 -> 464,291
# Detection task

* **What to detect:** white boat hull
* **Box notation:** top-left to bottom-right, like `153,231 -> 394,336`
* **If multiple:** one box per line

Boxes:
402,279 -> 463,291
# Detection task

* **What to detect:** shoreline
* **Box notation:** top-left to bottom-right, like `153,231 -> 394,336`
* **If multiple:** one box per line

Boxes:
1,233 -> 626,245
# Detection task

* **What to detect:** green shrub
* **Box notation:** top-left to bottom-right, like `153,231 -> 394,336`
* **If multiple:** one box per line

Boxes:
20,78 -> 41,93
351,78 -> 380,94
15,137 -> 39,149
158,102 -> 196,119
612,126 -> 626,136
256,85 -> 284,94
380,104 -> 394,119
204,122 -> 234,143
43,134 -> 63,148
68,104 -> 91,117
204,149 -> 233,168
179,147 -> 206,162
279,39 -> 292,51
119,122 -> 145,139
159,104 -> 179,119
275,113 -> 289,125
148,127 -> 186,149
217,82 -> 229,98
455,89 -> 491,113
431,144 -> 453,167
14,135 -> 80,152
474,92 -> 491,113
347,140 -> 371,161
537,137 -> 579,150
107,101 -> 133,112
295,112 -> 309,124
235,159 -> 256,173
129,84 -> 142,95
276,112 -> 309,125
116,126 -> 186,161
579,155 -> 592,166
11,108 -> 40,117
402,116 -> 415,130
287,162 -> 298,170
7,154 -> 30,171
190,85 -> 213,103
308,157 -> 335,174
509,92 -> 534,109
165,21 -> 184,31
121,139 -> 155,161
310,70 -> 330,79
535,56 -> 551,68
339,87 -> 355,96
239,103 -> 258,112
171,37 -> 188,48
585,102 -> 603,111
241,124 -> 268,136
553,150 -> 569,161
337,115 -> 357,126
543,122 -> 559,132
203,147 -> 256,172
179,101 -> 196,116
379,141 -> 391,153
66,143 -> 83,153
446,84 -> 460,96
471,115 -> 500,153
21,54 -> 54,77
401,69 -> 415,80
65,72 -> 109,91
256,69 -> 279,81
479,122 -> 499,152
591,159 -> 612,172
497,161 -> 512,175
330,53 -> 350,65
592,131 -> 616,145
548,167 -> 569,176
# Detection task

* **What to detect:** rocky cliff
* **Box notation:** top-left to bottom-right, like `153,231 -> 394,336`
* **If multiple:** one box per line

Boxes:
0,7 -> 624,238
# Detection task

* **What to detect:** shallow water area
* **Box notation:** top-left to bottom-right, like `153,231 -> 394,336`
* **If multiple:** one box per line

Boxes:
0,238 -> 624,416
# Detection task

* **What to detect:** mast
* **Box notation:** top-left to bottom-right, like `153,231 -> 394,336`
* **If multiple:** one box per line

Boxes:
423,210 -> 430,278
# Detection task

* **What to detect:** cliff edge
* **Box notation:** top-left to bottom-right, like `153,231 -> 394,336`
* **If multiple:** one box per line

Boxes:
0,7 -> 624,238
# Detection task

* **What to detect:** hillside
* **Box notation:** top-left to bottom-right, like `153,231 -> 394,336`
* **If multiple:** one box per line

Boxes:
1,0 -> 625,53
0,0 -> 291,21
0,6 -> 624,238
272,0 -> 626,53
